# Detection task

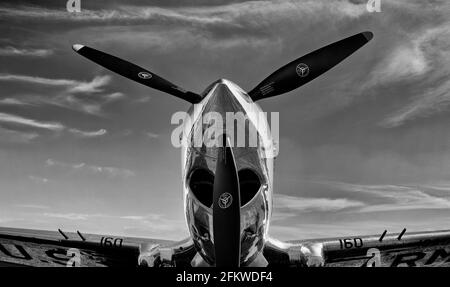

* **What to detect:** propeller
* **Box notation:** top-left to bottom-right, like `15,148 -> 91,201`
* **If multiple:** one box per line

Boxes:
212,136 -> 241,267
248,31 -> 373,101
72,44 -> 202,104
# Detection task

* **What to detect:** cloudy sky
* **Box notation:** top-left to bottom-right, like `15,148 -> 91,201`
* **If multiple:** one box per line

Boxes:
0,0 -> 449,241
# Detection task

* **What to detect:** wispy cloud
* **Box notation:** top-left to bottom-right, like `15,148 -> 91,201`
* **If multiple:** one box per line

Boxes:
372,24 -> 450,127
368,45 -> 429,87
272,180 -> 450,224
0,112 -> 64,131
134,95 -> 151,103
0,98 -> 29,105
119,214 -> 186,234
274,194 -> 365,213
46,158 -> 135,179
0,0 -> 370,57
37,212 -> 186,238
120,215 -> 146,220
0,112 -> 108,141
144,131 -> 159,139
0,74 -> 111,94
322,181 -> 450,212
0,73 -> 125,117
421,183 -> 450,192
28,175 -> 49,184
43,212 -> 97,220
15,203 -> 49,209
0,127 -> 38,143
68,76 -> 111,94
0,74 -> 80,86
68,128 -> 107,138
0,46 -> 53,57
380,77 -> 450,128
0,1 -> 367,25
103,92 -> 125,101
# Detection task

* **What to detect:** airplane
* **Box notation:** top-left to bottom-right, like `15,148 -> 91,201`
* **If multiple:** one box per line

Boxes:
1,31 -> 449,267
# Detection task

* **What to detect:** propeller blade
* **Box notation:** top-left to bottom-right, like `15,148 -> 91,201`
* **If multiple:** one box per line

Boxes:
248,31 -> 373,101
72,44 -> 202,103
213,136 -> 241,267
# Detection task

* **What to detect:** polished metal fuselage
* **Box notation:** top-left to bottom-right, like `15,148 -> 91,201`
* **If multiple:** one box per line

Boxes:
180,79 -> 275,266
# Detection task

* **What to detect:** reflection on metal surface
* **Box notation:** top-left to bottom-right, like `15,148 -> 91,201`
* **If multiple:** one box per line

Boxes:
186,184 -> 269,266
139,237 -> 196,267
182,80 -> 273,266
264,237 -> 325,267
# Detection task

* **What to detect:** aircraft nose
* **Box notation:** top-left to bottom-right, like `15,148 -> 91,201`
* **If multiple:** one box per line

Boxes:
203,81 -> 242,115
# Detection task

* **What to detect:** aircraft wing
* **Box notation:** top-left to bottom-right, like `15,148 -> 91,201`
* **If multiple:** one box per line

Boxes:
0,227 -> 173,267
3,227 -> 449,267
279,229 -> 450,267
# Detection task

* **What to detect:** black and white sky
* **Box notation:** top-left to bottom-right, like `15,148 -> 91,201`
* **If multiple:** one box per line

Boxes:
0,0 -> 449,240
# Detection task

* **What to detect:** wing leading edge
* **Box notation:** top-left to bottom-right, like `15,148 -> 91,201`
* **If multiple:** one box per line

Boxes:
0,227 -> 173,267
278,229 -> 450,267
3,227 -> 449,267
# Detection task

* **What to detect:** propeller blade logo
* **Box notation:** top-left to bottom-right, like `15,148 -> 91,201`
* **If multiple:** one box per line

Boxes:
66,0 -> 81,13
296,63 -> 309,78
218,192 -> 233,209
366,0 -> 382,13
138,72 -> 152,79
